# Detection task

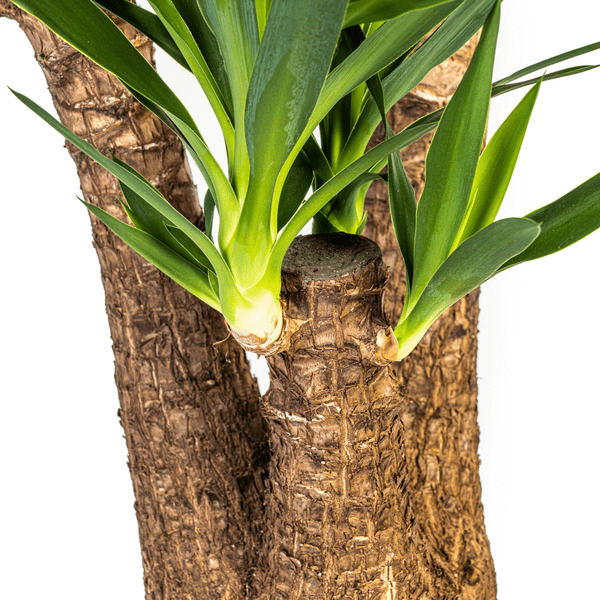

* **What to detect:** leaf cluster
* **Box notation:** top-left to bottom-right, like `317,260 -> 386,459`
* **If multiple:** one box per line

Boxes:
8,0 -> 600,352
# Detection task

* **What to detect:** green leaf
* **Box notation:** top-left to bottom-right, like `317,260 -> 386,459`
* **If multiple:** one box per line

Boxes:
197,0 -> 259,94
395,218 -> 540,359
317,173 -> 380,233
145,0 -> 234,146
277,151 -> 313,231
316,0 -> 461,143
344,0 -> 458,27
409,0 -> 500,311
393,63 -> 599,154
203,189 -> 216,242
388,148 -> 417,293
12,0 -> 199,136
163,223 -> 214,272
452,77 -> 543,249
93,0 -> 189,70
166,113 -> 239,245
255,0 -> 273,38
500,171 -> 600,271
198,0 -> 259,196
341,26 -> 417,286
115,157 -> 215,273
340,0 -> 496,165
11,88 -> 232,282
265,119 -> 436,284
494,41 -> 600,86
109,79 -> 238,247
167,0 -> 234,116
492,64 -> 599,98
243,0 -> 347,235
83,200 -> 220,311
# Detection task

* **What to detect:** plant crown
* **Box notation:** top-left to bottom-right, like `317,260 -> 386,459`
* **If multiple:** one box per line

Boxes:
10,0 -> 600,356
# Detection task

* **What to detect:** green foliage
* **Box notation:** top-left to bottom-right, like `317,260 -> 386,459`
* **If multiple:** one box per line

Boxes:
9,0 -> 600,351
410,0 -> 500,311
395,218 -> 541,359
451,78 -> 543,250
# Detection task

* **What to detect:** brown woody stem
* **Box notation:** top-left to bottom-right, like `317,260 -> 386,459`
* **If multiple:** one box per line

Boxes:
255,234 -> 431,598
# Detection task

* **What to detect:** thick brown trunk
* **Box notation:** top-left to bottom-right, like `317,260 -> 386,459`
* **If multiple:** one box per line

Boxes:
257,233 -> 436,599
2,2 -> 496,597
363,34 -> 497,598
0,4 -> 268,599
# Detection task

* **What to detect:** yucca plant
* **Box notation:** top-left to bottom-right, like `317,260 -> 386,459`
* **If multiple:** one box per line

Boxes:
4,0 -> 600,597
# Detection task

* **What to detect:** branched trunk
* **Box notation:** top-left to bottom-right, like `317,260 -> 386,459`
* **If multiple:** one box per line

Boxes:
2,2 -> 496,597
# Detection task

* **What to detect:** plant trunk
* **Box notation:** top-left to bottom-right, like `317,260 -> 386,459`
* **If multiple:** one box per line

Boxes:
363,33 -> 496,598
2,3 -> 496,597
0,4 -> 268,598
256,233 -> 433,598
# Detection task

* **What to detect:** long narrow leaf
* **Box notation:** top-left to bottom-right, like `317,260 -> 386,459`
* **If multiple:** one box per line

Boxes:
198,0 -> 259,196
395,218 -> 540,358
500,171 -> 600,271
168,0 -> 234,115
494,41 -> 600,86
12,0 -> 199,136
15,84 -> 251,322
317,173 -> 380,233
145,0 -> 234,148
264,119 -> 436,285
255,0 -> 273,38
11,88 -> 233,285
115,157 -> 215,273
166,113 -> 239,245
203,189 -> 216,242
314,0 -> 461,148
271,0 -> 460,236
278,152 -> 313,231
389,149 -> 417,292
93,0 -> 189,70
492,64 -> 599,97
243,0 -> 347,237
343,0 -> 458,27
111,79 -> 238,247
452,77 -> 543,249
84,200 -> 221,310
341,25 -> 417,282
398,63 -> 599,147
409,0 -> 500,310
340,0 -> 497,165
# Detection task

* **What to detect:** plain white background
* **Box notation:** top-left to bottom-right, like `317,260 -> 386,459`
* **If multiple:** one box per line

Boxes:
1,2 -> 599,598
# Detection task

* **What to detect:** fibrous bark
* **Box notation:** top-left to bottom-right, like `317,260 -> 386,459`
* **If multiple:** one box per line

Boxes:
257,233 -> 434,598
0,4 -> 267,599
364,34 -> 497,598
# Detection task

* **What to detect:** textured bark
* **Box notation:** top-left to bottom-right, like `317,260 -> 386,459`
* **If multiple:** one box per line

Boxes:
256,233 -> 469,598
0,4 -> 268,599
257,234 -> 420,598
363,34 -> 497,598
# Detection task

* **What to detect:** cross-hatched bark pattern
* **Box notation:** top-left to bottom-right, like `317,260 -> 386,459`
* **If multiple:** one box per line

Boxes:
257,234 -> 444,599
363,34 -> 496,598
0,5 -> 268,598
